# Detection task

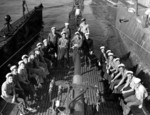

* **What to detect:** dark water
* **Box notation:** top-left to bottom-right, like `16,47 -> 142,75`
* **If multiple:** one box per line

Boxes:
0,0 -> 73,30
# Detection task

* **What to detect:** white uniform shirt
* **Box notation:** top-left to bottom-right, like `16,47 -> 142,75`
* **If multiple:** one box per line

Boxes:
79,23 -> 89,34
135,84 -> 148,103
58,37 -> 68,48
130,77 -> 140,89
1,81 -> 14,98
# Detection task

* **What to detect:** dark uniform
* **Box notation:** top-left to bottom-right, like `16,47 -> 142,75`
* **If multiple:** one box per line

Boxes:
57,36 -> 68,67
98,49 -> 107,78
82,37 -> 93,67
62,25 -> 71,64
48,32 -> 61,54
71,32 -> 83,63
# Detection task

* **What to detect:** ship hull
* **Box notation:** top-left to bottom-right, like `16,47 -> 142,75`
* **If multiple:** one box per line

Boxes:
0,4 -> 43,85
114,2 -> 150,90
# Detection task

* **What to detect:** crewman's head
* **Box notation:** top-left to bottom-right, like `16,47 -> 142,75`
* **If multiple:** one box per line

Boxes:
10,65 -> 17,75
43,39 -> 48,46
34,49 -> 41,57
28,54 -> 35,62
81,18 -> 86,23
100,46 -> 105,53
134,78 -> 141,89
22,54 -> 28,64
18,60 -> 25,68
126,71 -> 133,79
36,42 -> 42,49
118,63 -> 125,72
108,52 -> 114,60
106,50 -> 111,54
85,33 -> 89,39
65,22 -> 69,28
114,58 -> 120,65
75,31 -> 80,37
61,31 -> 66,38
6,73 -> 13,83
51,27 -> 56,33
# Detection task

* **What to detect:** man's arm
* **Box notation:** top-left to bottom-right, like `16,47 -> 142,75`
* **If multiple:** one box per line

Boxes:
110,68 -> 116,72
2,85 -> 13,98
12,86 -> 16,103
86,24 -> 90,34
112,72 -> 121,82
115,76 -> 126,89
122,87 -> 134,94
121,78 -> 130,91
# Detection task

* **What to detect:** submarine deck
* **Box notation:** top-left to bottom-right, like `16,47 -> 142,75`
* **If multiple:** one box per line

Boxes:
0,0 -> 150,115
2,63 -> 123,115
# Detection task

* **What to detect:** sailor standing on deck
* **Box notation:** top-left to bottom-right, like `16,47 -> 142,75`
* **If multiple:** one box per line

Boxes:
48,27 -> 61,57
62,23 -> 70,40
82,33 -> 93,68
62,23 -> 71,64
57,31 -> 69,68
78,18 -> 89,39
71,31 -> 83,63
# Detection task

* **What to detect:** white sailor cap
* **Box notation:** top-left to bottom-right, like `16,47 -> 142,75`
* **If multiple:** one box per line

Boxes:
75,31 -> 79,35
81,18 -> 86,21
128,8 -> 136,13
133,77 -> 141,84
61,31 -> 66,35
118,63 -> 125,68
106,50 -> 111,54
35,50 -> 40,55
126,71 -> 133,75
10,65 -> 17,71
21,54 -> 28,60
100,46 -> 105,49
65,22 -> 69,26
114,58 -> 120,62
18,60 -> 24,65
6,73 -> 13,79
43,39 -> 47,43
108,52 -> 114,56
29,54 -> 35,59
36,42 -> 42,47
85,33 -> 89,35
51,27 -> 56,30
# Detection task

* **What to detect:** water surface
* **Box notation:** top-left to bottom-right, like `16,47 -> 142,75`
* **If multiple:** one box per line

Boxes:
0,0 -> 73,30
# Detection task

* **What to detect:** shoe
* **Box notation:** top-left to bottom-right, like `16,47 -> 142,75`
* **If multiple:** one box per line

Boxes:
26,107 -> 37,113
